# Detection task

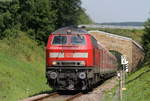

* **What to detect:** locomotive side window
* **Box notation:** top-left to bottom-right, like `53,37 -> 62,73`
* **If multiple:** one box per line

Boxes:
71,35 -> 85,45
91,36 -> 98,47
52,36 -> 67,45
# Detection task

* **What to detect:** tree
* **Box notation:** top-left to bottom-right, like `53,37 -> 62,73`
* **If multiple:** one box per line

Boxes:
51,0 -> 82,28
0,0 -> 20,39
77,8 -> 93,24
142,18 -> 150,65
18,0 -> 57,43
0,0 -> 92,44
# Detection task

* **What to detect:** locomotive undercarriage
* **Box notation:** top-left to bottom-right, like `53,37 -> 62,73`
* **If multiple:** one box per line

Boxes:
46,67 -> 98,91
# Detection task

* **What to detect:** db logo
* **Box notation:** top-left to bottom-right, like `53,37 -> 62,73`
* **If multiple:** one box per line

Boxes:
65,53 -> 73,57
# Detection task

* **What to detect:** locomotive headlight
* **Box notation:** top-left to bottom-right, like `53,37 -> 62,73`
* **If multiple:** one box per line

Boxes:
49,72 -> 57,79
80,61 -> 85,66
79,72 -> 86,79
52,61 -> 57,65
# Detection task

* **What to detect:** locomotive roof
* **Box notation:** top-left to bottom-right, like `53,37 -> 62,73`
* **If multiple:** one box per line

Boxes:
52,27 -> 88,34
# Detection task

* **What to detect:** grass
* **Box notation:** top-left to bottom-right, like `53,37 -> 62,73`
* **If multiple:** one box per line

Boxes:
124,66 -> 150,101
102,66 -> 150,101
0,32 -> 50,101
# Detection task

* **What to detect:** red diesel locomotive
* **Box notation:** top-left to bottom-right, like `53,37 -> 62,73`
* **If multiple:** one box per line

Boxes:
46,27 -> 118,90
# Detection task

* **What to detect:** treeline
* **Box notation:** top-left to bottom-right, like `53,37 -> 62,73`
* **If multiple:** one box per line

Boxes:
0,0 -> 92,44
97,22 -> 144,26
142,19 -> 150,65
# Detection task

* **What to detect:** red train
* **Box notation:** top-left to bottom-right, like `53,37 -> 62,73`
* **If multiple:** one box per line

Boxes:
46,27 -> 118,91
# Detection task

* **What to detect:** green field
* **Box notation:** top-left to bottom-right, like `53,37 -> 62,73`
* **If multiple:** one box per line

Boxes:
0,32 -> 50,101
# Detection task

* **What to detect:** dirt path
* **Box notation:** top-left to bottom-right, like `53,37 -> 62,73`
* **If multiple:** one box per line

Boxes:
73,77 -> 118,101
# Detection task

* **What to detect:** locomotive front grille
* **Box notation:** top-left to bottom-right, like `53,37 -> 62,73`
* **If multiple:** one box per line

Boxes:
52,61 -> 85,66
62,62 -> 76,66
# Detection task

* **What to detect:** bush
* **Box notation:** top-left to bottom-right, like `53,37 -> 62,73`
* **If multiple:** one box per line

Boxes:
2,28 -> 21,39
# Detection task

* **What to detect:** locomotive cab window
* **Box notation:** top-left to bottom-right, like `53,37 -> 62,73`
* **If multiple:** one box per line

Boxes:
52,36 -> 67,45
71,35 -> 85,45
91,36 -> 98,47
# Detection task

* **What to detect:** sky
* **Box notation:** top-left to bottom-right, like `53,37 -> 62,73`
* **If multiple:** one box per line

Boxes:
81,0 -> 150,23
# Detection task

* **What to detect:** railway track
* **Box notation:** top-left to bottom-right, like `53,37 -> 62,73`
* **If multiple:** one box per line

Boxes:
21,77 -> 117,101
22,92 -> 83,101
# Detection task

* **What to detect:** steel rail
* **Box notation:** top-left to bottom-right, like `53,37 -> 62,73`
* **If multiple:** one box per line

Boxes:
21,92 -> 59,101
65,93 -> 83,101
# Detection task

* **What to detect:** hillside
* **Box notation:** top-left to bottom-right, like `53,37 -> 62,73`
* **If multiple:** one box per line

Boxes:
124,66 -> 150,101
102,66 -> 150,101
0,32 -> 50,101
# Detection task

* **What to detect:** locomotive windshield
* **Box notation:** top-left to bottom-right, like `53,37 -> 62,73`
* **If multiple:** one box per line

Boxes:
52,35 -> 85,45
52,36 -> 67,45
71,35 -> 85,45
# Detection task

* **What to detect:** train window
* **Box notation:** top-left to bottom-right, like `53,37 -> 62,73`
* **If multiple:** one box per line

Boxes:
52,36 -> 67,45
71,35 -> 85,45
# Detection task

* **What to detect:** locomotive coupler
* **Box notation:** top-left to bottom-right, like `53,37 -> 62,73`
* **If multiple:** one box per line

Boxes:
67,79 -> 75,90
81,80 -> 87,90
